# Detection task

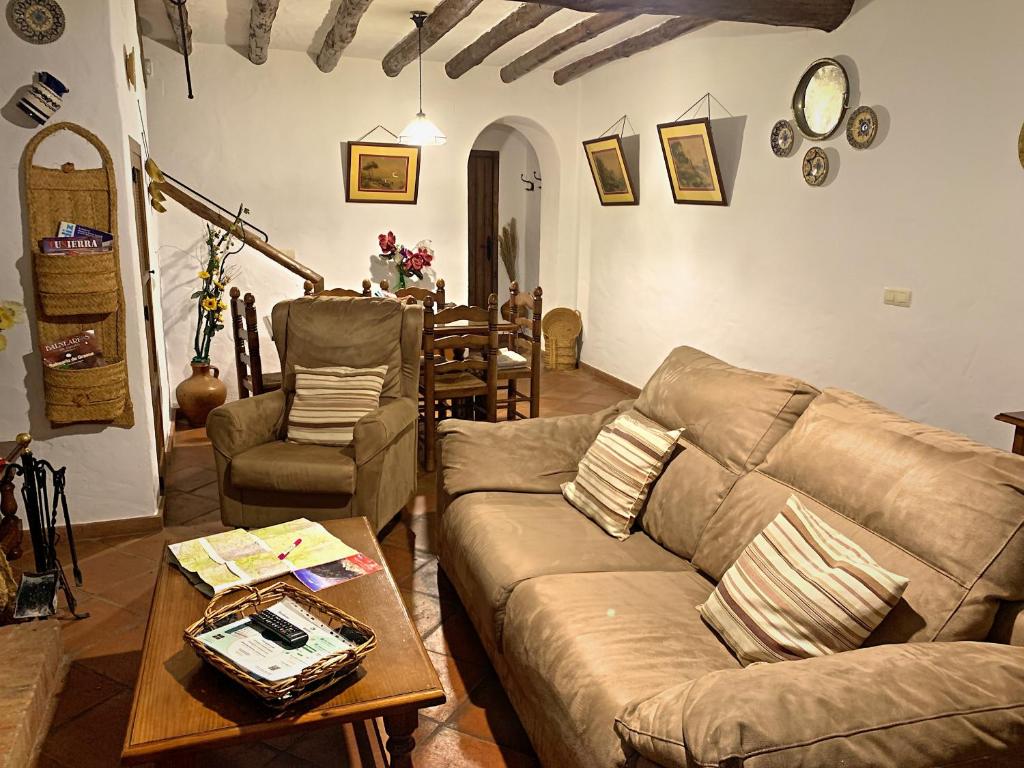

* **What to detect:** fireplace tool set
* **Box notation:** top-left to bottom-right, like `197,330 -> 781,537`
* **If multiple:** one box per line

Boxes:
1,434 -> 87,620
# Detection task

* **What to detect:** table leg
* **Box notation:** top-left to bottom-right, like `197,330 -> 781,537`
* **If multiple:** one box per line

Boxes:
383,710 -> 419,768
1013,426 -> 1024,456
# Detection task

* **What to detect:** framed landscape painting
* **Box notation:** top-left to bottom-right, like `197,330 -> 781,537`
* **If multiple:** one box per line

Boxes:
345,141 -> 420,204
583,135 -> 638,206
656,118 -> 727,206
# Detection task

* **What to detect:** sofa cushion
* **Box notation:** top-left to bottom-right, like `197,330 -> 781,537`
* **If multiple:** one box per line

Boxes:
287,364 -> 387,446
698,495 -> 909,664
562,410 -> 682,539
694,388 -> 1024,643
231,441 -> 356,495
635,346 -> 819,560
616,641 -> 1024,768
501,570 -> 741,768
439,491 -> 690,651
272,296 -> 406,399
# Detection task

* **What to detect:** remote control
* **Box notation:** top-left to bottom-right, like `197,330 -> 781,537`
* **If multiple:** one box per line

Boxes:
249,609 -> 309,649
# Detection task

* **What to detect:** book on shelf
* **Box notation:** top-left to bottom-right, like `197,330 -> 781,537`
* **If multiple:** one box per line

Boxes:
38,236 -> 112,254
41,330 -> 105,370
56,221 -> 113,244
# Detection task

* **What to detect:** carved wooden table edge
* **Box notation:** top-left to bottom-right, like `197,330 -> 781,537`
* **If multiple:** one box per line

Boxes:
121,690 -> 445,767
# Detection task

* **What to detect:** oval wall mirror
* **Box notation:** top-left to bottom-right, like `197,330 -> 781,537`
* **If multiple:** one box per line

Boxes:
791,58 -> 849,140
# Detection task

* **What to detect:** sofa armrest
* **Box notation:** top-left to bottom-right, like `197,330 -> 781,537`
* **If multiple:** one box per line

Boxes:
207,390 -> 286,460
354,397 -> 418,466
615,641 -> 1024,768
437,399 -> 633,498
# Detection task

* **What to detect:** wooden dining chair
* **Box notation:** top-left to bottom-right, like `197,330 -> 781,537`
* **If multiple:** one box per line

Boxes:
303,279 -> 373,297
229,287 -> 282,398
420,293 -> 499,471
383,278 -> 446,307
496,282 -> 543,420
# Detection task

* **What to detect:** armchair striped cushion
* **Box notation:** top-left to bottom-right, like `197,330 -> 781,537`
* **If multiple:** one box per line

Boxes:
287,365 -> 387,447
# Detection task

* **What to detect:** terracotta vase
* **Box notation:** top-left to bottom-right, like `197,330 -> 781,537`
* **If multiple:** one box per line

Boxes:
175,362 -> 226,427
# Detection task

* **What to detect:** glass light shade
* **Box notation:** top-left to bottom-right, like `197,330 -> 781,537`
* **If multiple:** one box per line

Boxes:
398,112 -> 446,146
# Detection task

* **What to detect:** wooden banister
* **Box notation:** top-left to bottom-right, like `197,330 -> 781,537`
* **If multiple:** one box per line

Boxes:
154,179 -> 324,293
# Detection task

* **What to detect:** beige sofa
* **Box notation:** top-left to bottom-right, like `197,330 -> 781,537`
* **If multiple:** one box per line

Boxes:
207,296 -> 422,532
436,346 -> 1024,768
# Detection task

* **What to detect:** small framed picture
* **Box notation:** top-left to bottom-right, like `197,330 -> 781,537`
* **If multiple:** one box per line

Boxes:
345,141 -> 421,204
582,135 -> 638,206
656,118 -> 727,206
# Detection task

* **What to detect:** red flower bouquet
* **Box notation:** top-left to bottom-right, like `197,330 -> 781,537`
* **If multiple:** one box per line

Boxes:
375,232 -> 435,289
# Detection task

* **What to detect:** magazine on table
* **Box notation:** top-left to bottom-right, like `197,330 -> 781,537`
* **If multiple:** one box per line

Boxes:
194,597 -> 358,682
168,518 -> 380,596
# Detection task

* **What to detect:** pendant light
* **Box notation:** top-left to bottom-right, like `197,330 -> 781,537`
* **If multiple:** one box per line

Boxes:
399,11 -> 446,146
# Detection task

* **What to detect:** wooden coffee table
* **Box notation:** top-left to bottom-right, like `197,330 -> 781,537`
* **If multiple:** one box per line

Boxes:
121,516 -> 444,766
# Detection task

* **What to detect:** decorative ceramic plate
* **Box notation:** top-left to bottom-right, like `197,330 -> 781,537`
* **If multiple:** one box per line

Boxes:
770,119 -> 795,157
7,0 -> 65,44
802,147 -> 829,186
847,106 -> 878,149
1018,121 -> 1024,170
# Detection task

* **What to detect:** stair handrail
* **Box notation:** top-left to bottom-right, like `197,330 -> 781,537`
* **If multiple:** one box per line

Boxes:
147,168 -> 324,293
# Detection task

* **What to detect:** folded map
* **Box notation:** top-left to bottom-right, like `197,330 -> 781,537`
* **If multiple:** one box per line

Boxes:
168,518 -> 357,596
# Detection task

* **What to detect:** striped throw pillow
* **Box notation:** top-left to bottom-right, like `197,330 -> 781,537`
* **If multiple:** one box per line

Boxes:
562,411 -> 682,540
698,495 -> 909,665
286,365 -> 387,447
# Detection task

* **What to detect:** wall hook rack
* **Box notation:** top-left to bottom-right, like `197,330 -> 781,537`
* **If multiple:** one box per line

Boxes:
533,171 -> 542,189
520,174 -> 535,191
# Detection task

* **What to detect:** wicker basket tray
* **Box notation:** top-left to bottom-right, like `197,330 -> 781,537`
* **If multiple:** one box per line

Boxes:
184,582 -> 377,709
542,307 -> 582,370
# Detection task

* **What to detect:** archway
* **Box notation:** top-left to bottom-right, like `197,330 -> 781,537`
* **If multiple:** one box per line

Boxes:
467,118 -> 551,305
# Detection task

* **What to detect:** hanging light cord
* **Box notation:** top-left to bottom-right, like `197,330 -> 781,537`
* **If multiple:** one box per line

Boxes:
170,0 -> 194,99
414,11 -> 426,115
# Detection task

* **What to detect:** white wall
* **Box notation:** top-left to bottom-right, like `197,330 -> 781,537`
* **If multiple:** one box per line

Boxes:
576,0 -> 1024,448
146,43 -> 582,400
0,0 -> 161,523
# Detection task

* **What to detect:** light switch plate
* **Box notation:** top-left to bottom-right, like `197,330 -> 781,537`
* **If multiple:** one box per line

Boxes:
883,288 -> 912,308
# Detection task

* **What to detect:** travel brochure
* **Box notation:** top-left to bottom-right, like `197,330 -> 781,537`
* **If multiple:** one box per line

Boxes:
41,329 -> 104,370
168,518 -> 381,596
195,597 -> 358,682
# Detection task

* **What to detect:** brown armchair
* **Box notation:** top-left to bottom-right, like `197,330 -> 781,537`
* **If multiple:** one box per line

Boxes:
207,296 -> 423,532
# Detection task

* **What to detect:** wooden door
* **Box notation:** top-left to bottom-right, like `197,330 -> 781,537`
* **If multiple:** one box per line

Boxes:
129,138 -> 167,490
467,150 -> 499,308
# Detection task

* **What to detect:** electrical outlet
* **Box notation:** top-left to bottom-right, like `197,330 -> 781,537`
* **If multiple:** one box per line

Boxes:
883,288 -> 912,308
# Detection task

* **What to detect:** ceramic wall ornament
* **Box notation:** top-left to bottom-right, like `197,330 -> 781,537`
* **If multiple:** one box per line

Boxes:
1018,121 -> 1024,169
802,147 -> 829,186
846,106 -> 878,149
6,0 -> 64,43
16,72 -> 68,125
770,119 -> 795,157
792,58 -> 849,140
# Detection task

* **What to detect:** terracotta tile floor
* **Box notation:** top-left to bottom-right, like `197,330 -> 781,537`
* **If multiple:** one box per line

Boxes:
38,368 -> 634,768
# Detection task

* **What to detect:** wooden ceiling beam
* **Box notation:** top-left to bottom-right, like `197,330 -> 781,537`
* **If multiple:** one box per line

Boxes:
553,16 -> 711,85
446,3 -> 562,80
382,0 -> 484,77
161,0 -> 192,55
512,0 -> 854,32
316,0 -> 376,73
500,11 -> 633,83
248,0 -> 281,64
